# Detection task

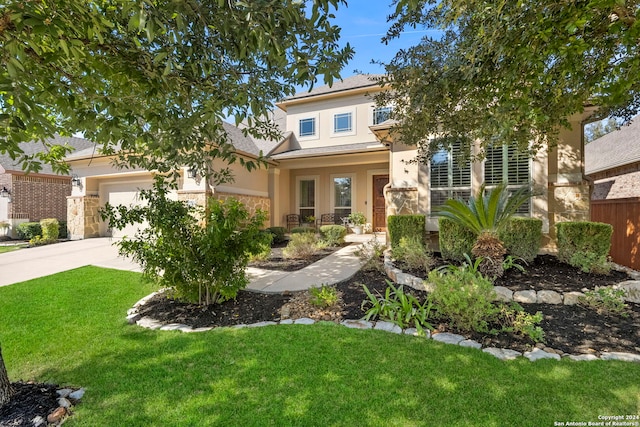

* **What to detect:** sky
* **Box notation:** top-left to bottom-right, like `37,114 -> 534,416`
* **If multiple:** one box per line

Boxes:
311,1 -> 437,81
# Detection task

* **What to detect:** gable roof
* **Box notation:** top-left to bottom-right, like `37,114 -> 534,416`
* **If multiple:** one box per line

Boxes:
0,135 -> 95,175
282,74 -> 384,103
585,116 -> 640,175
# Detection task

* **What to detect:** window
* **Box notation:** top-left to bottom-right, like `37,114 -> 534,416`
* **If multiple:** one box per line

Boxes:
299,118 -> 316,137
298,178 -> 316,220
373,106 -> 392,125
484,144 -> 531,214
333,112 -> 352,133
332,176 -> 353,219
430,143 -> 472,213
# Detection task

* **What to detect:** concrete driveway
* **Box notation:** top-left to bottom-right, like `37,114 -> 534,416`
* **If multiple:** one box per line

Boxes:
0,238 -> 140,287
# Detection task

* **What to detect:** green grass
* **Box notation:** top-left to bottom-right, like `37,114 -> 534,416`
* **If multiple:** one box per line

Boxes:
1,267 -> 638,426
0,245 -> 25,254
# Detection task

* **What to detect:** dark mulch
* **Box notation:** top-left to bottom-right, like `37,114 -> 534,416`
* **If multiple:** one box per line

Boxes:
0,382 -> 59,427
138,254 -> 640,356
248,242 -> 349,272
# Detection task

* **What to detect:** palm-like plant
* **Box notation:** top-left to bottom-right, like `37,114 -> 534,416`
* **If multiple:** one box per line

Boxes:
435,183 -> 532,279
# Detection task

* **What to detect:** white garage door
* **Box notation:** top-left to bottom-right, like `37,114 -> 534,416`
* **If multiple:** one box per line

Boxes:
101,180 -> 154,238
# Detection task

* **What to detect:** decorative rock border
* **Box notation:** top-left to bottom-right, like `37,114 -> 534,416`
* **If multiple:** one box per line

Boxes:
382,249 -> 640,305
127,292 -> 640,364
31,386 -> 85,426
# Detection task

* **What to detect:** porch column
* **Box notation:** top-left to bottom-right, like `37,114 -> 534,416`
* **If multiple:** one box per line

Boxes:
67,195 -> 101,240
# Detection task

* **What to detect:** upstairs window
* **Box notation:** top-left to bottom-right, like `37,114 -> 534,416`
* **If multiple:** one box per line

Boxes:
484,144 -> 532,214
373,106 -> 392,125
429,142 -> 472,213
299,118 -> 316,137
333,112 -> 352,133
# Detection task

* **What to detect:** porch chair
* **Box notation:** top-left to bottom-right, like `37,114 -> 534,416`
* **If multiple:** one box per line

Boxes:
286,214 -> 301,231
316,213 -> 336,228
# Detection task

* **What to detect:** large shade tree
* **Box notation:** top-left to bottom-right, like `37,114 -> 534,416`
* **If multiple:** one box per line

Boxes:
376,0 -> 640,162
0,0 -> 353,407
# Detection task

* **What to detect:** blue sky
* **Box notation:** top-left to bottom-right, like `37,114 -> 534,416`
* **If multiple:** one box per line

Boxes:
323,1 -> 435,77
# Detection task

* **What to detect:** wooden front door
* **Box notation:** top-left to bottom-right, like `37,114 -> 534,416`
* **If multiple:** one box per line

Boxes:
373,174 -> 389,232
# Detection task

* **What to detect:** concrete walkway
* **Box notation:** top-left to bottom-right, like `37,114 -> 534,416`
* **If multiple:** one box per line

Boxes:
0,234 -> 385,291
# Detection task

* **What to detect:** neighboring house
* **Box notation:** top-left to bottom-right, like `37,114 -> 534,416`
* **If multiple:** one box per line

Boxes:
0,135 -> 95,238
585,117 -> 640,269
67,74 -> 595,250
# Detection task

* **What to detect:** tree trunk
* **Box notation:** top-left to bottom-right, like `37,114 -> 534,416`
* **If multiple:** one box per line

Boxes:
0,344 -> 14,407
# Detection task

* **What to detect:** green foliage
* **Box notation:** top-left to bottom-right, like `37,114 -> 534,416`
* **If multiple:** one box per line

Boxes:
556,221 -> 612,274
585,118 -> 620,143
500,305 -> 545,343
579,288 -> 629,318
290,227 -> 315,234
354,237 -> 387,272
250,231 -> 273,262
378,0 -> 640,165
347,212 -> 367,225
265,227 -> 287,245
435,183 -> 532,237
392,236 -> 435,273
387,214 -> 426,249
319,225 -> 347,246
57,220 -> 68,239
283,232 -> 324,260
39,218 -> 59,242
498,217 -> 542,262
1,0 -> 353,177
16,222 -> 42,240
427,265 -> 500,333
100,179 -> 269,305
502,256 -> 526,274
309,284 -> 339,308
361,282 -> 433,334
438,217 -> 476,262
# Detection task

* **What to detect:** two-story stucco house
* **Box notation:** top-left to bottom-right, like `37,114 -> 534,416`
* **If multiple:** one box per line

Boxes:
67,74 -> 595,249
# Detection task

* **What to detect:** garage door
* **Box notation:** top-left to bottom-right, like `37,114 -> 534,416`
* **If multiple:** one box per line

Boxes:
101,180 -> 154,238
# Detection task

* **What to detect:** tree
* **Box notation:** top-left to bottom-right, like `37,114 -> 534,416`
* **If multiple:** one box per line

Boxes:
0,0 -> 353,406
0,345 -> 12,406
1,0 -> 353,178
376,0 -> 640,162
585,118 -> 619,143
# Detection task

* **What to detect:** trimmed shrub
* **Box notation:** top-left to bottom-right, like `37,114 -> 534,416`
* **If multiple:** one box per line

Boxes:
556,221 -> 612,274
283,232 -> 323,259
290,226 -> 315,234
387,214 -> 426,249
58,220 -> 68,239
266,226 -> 287,244
438,217 -> 475,262
498,217 -> 542,262
40,218 -> 60,241
17,222 -> 42,240
319,225 -> 347,246
392,235 -> 435,273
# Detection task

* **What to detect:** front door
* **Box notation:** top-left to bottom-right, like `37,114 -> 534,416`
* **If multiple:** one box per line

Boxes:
373,175 -> 389,232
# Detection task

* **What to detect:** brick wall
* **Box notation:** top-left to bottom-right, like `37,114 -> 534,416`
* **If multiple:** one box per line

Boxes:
11,174 -> 71,221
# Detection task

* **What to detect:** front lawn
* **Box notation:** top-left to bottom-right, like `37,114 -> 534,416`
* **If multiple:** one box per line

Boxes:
0,245 -> 25,254
0,267 -> 638,426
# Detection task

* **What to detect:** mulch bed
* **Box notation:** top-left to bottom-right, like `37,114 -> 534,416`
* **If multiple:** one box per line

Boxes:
248,242 -> 349,272
0,382 -> 59,427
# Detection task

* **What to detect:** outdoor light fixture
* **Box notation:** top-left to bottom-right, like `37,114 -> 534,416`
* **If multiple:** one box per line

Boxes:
0,187 -> 9,198
71,175 -> 81,187
187,168 -> 197,179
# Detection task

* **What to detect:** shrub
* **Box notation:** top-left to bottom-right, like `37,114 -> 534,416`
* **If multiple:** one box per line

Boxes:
40,218 -> 59,241
250,231 -> 273,261
266,226 -> 287,245
427,264 -> 499,332
578,287 -> 629,318
387,214 -> 426,249
283,232 -> 323,259
361,281 -> 433,333
58,220 -> 68,239
499,304 -> 545,343
556,221 -> 612,274
290,226 -> 315,234
438,217 -> 475,262
392,236 -> 435,273
309,284 -> 339,308
347,211 -> 366,225
499,217 -> 542,262
101,180 -> 270,305
319,225 -> 347,246
17,222 -> 42,240
354,237 -> 386,272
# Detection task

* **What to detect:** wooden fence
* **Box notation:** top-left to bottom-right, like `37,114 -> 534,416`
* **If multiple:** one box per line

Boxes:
590,197 -> 640,270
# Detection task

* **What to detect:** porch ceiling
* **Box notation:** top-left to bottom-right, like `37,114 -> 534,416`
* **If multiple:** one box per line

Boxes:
273,144 -> 389,170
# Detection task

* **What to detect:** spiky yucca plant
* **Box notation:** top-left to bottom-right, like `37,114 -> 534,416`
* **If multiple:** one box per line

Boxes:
436,183 -> 532,279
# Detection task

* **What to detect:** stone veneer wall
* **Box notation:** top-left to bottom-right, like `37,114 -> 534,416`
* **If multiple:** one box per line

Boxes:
385,187 -> 419,215
176,190 -> 209,207
213,191 -> 270,224
67,195 -> 101,240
